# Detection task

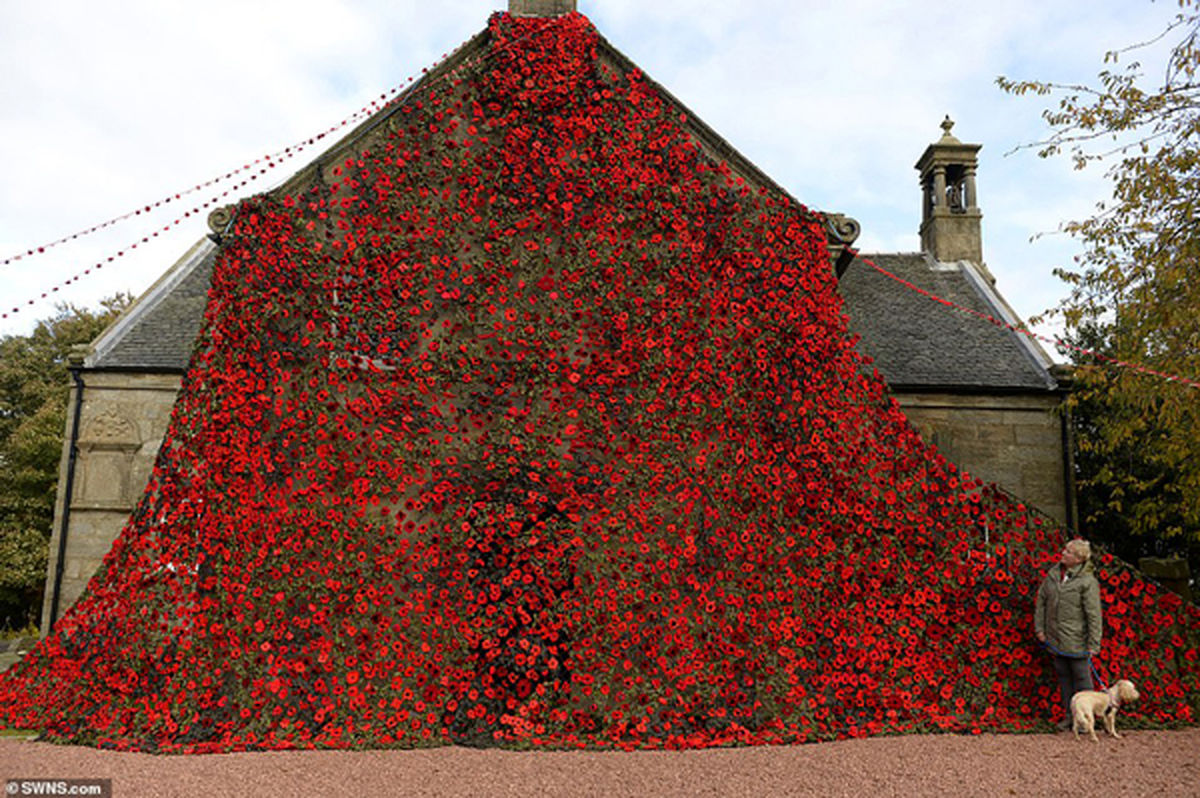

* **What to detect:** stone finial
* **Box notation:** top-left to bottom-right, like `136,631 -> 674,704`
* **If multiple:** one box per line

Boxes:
939,115 -> 962,144
509,0 -> 577,16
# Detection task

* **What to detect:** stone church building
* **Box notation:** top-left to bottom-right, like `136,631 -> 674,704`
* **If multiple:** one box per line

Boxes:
40,0 -> 1071,631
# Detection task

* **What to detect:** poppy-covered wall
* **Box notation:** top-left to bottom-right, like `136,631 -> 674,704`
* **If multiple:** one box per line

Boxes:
38,317 -> 1072,635
6,11 -> 1191,756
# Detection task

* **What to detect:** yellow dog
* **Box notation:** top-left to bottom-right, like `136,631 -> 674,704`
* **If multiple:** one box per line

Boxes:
1071,679 -> 1139,742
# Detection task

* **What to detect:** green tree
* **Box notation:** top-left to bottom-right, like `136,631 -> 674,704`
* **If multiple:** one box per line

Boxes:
998,1 -> 1200,575
0,296 -> 130,632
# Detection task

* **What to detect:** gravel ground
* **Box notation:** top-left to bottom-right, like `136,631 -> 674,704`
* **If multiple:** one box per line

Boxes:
3,728 -> 1199,797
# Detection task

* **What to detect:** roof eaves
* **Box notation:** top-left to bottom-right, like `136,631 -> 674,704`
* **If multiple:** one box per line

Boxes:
886,382 -> 1069,396
82,365 -> 189,376
955,260 -> 1058,391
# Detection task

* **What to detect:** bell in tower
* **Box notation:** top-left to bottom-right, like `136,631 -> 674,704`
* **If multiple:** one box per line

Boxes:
915,116 -> 983,265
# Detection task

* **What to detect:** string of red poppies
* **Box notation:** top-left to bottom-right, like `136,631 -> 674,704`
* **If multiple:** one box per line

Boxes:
0,24 -> 529,271
2,159 -> 280,269
0,17 -> 558,321
862,257 -> 1200,391
0,168 -> 286,320
0,99 -> 402,271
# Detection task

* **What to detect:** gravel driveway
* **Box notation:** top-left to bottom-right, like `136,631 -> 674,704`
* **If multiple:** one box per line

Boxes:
3,727 -> 1198,797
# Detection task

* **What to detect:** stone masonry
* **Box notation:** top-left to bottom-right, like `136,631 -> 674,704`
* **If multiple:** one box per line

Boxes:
40,371 -> 182,632
897,392 -> 1069,524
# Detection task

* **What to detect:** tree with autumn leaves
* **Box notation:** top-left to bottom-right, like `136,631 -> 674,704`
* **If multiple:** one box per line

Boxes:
1000,0 -> 1200,580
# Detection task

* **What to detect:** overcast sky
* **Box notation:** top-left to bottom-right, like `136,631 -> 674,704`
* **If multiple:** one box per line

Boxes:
0,1 -> 1179,350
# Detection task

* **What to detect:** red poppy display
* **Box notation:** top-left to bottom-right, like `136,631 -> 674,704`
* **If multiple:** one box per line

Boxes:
0,11 -> 1197,753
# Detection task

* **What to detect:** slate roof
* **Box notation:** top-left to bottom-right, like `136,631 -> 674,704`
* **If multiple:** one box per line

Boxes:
85,240 -> 217,371
839,253 -> 1057,392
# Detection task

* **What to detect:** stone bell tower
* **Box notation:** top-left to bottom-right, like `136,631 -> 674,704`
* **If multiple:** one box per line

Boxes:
916,116 -> 983,264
